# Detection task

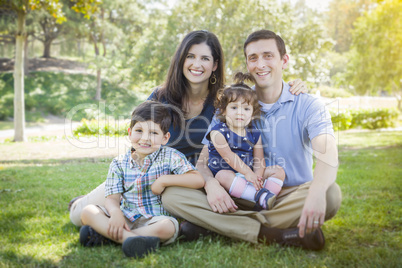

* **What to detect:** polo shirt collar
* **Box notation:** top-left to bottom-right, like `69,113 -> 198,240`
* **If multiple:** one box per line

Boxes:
278,80 -> 295,104
259,81 -> 294,116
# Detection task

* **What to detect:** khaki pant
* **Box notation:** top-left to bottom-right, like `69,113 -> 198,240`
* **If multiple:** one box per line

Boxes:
70,181 -> 106,226
161,181 -> 342,243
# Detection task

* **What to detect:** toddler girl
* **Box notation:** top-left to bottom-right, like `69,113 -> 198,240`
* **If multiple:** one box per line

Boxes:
207,72 -> 285,210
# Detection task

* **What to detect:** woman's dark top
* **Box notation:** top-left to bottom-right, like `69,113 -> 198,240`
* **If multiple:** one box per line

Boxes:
148,90 -> 215,165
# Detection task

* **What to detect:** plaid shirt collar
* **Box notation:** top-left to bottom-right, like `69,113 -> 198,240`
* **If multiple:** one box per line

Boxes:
129,147 -> 163,169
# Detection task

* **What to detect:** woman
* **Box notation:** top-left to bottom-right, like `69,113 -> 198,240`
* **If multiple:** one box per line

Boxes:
69,30 -> 306,226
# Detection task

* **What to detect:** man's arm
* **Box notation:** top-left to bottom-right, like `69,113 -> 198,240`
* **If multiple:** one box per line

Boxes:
297,134 -> 338,237
196,145 -> 238,213
253,136 -> 266,178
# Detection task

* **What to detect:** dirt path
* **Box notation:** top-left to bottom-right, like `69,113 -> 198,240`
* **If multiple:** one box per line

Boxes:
0,123 -> 130,162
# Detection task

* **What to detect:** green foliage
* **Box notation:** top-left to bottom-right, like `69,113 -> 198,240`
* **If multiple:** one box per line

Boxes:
0,72 -> 140,121
331,108 -> 400,131
336,0 -> 402,95
73,118 -> 128,136
312,85 -> 353,98
325,0 -> 372,53
129,0 -> 332,89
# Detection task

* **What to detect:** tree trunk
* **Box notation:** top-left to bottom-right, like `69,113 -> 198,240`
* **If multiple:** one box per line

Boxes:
95,68 -> 101,101
43,39 -> 52,58
24,34 -> 29,74
91,30 -> 102,101
14,11 -> 26,142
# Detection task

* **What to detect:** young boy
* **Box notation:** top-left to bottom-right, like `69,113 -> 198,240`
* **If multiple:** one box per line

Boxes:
79,101 -> 205,258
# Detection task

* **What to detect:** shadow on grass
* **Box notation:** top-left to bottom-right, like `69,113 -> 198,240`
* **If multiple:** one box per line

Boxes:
0,250 -> 58,267
0,157 -> 111,166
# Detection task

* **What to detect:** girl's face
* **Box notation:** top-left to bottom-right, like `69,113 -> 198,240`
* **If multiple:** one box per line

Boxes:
183,42 -> 218,88
223,97 -> 254,131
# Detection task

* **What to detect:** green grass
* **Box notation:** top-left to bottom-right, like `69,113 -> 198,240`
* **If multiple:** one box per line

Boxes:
0,132 -> 401,267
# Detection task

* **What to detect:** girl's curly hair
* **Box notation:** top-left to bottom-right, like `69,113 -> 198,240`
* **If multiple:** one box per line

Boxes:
215,72 -> 261,123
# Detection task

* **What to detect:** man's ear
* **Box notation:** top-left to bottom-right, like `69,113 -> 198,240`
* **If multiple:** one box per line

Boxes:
162,132 -> 171,145
282,54 -> 289,70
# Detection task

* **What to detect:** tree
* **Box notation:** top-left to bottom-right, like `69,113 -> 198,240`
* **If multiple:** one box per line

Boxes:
79,0 -> 146,100
325,0 -> 373,53
337,0 -> 402,99
33,10 -> 63,58
0,0 -> 99,142
130,0 -> 331,90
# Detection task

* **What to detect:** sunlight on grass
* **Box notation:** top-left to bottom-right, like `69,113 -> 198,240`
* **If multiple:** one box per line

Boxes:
0,130 -> 401,267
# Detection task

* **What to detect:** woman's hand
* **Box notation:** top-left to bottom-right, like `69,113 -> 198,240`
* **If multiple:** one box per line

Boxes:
289,79 -> 308,95
151,176 -> 167,195
205,179 -> 238,213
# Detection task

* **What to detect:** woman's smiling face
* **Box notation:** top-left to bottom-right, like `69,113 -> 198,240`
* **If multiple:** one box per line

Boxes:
182,42 -> 217,87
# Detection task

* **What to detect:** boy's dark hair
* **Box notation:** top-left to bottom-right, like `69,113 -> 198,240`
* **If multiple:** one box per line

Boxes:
130,101 -> 172,134
215,72 -> 261,123
243,30 -> 287,59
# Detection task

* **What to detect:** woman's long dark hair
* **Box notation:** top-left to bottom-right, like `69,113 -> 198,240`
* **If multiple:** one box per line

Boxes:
155,30 -> 225,118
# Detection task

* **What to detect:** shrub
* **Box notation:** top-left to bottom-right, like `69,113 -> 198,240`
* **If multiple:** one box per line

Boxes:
330,108 -> 400,131
311,86 -> 353,98
73,119 -> 128,136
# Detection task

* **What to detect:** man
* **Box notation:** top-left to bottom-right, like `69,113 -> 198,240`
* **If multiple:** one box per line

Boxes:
162,30 -> 341,250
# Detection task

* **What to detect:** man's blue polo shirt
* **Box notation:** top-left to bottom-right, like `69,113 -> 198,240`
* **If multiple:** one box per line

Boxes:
203,81 -> 334,187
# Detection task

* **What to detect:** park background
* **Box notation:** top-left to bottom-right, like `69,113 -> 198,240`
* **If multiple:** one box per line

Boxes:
0,0 -> 401,267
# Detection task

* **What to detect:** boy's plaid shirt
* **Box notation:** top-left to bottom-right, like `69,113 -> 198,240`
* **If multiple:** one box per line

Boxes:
105,146 -> 195,222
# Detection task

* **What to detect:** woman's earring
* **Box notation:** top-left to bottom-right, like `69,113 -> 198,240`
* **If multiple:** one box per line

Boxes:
210,72 -> 217,85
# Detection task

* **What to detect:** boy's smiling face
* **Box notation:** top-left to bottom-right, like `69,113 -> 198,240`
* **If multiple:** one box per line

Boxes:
128,120 -> 170,160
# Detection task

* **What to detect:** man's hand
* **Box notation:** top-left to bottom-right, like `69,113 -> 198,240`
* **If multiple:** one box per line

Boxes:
297,134 -> 339,237
205,179 -> 238,213
297,190 -> 326,238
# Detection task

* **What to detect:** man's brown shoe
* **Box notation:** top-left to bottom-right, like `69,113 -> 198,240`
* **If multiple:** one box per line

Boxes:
280,227 -> 325,251
178,221 -> 216,242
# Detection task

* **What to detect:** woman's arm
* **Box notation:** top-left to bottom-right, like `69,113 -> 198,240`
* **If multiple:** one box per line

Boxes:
289,79 -> 308,95
151,170 -> 205,195
211,130 -> 262,190
196,145 -> 238,213
252,136 -> 265,178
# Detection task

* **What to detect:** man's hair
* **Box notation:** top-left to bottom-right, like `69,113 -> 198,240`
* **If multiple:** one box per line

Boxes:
130,101 -> 172,134
215,72 -> 261,123
243,30 -> 287,59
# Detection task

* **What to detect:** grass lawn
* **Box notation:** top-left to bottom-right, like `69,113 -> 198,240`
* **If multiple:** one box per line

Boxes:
0,131 -> 401,267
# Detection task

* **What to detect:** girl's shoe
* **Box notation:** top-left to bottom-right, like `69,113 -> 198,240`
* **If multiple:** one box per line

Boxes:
253,188 -> 276,211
